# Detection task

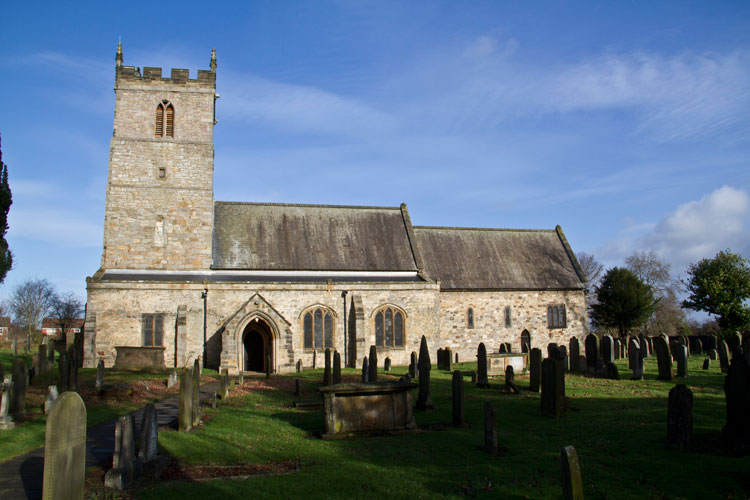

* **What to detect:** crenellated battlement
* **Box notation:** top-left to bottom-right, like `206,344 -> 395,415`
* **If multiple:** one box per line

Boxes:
114,43 -> 217,88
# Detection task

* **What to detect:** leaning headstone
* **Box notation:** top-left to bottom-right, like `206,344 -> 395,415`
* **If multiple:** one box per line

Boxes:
676,345 -> 688,378
584,333 -> 599,372
167,369 -> 178,389
39,344 -> 48,374
139,403 -> 158,463
45,385 -> 58,415
629,339 -> 643,380
717,341 -> 730,374
323,348 -> 332,386
10,358 -> 27,420
702,358 -> 710,370
384,357 -> 391,372
529,348 -> 542,393
0,375 -> 14,429
654,335 -> 673,381
333,351 -> 342,384
415,335 -> 434,410
368,345 -> 378,382
601,335 -> 614,364
708,348 -> 718,360
476,342 -> 489,388
105,414 -> 140,490
361,356 -> 369,383
42,391 -> 86,500
451,370 -> 464,426
409,351 -> 418,378
605,362 -> 619,380
541,357 -> 565,417
192,360 -> 201,426
178,371 -> 193,432
666,384 -> 693,451
96,359 -> 104,391
67,346 -> 78,392
505,365 -> 520,394
560,445 -> 584,500
58,349 -> 69,393
445,347 -> 453,371
483,402 -> 497,455
569,337 -> 580,373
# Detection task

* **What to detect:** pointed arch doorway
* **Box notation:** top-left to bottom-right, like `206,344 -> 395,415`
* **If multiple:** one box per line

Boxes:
242,318 -> 274,373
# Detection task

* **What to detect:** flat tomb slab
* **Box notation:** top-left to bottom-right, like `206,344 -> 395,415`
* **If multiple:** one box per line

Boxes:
113,346 -> 167,371
319,382 -> 417,436
487,353 -> 527,376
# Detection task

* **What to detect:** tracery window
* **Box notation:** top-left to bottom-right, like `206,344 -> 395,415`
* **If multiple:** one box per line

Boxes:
547,305 -> 567,329
374,306 -> 405,348
467,307 -> 474,329
154,100 -> 174,138
303,306 -> 334,349
142,313 -> 164,347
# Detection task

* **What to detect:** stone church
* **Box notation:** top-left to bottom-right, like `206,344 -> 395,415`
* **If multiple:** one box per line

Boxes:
83,46 -> 588,373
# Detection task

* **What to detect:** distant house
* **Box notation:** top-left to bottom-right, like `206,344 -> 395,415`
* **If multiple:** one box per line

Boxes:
0,317 -> 9,339
41,318 -> 85,339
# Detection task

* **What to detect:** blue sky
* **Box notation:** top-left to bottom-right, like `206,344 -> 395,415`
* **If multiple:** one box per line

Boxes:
0,1 -> 748,308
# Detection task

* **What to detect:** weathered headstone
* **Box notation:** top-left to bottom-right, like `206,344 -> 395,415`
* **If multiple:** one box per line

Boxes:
483,402 -> 497,455
0,375 -> 14,429
601,335 -> 614,364
415,335 -> 434,410
67,346 -> 78,392
560,445 -> 584,500
445,347 -> 453,371
192,359 -> 201,426
541,357 -> 565,417
505,365 -> 520,394
296,359 -> 303,373
45,385 -> 58,415
105,414 -> 140,490
722,355 -> 750,451
220,372 -> 229,399
727,333 -> 741,356
323,348 -> 332,386
409,351 -> 418,378
569,337 -> 580,373
692,338 -> 703,356
167,369 -> 178,389
178,371 -> 192,432
676,345 -> 688,378
10,358 -> 27,420
361,356 -> 369,383
139,403 -> 158,463
58,349 -> 69,393
96,359 -> 105,391
584,334 -> 599,372
708,348 -> 718,360
499,343 -> 508,354
451,370 -> 464,426
384,357 -> 391,372
529,348 -> 542,393
667,384 -> 693,451
39,344 -> 48,374
312,350 -> 317,370
455,352 -> 459,364
559,345 -> 570,372
654,335 -> 673,381
629,339 -> 643,380
702,358 -> 710,370
717,341 -> 730,374
368,345 -> 378,382
333,351 -> 341,384
476,342 -> 489,388
437,348 -> 445,369
42,391 -> 86,500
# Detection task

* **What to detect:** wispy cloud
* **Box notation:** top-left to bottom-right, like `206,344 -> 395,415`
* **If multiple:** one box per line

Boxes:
9,207 -> 102,248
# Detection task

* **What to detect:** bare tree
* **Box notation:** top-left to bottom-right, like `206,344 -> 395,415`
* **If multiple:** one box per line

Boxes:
577,252 -> 604,289
50,291 -> 84,347
8,278 -> 56,352
625,250 -> 674,295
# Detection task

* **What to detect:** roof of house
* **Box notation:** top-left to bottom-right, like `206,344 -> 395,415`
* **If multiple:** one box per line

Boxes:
413,226 -> 585,290
212,202 -> 419,272
42,318 -> 85,329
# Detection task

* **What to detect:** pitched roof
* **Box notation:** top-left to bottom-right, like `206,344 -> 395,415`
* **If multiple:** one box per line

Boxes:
42,318 -> 85,329
212,202 -> 419,272
413,225 -> 585,290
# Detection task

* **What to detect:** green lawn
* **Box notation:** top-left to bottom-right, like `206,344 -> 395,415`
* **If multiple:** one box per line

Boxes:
137,356 -> 749,500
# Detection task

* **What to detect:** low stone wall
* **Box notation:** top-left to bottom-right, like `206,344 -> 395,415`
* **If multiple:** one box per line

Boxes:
113,346 -> 167,371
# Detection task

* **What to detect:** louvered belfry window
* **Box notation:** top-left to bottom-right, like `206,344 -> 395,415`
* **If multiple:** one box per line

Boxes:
154,100 -> 174,138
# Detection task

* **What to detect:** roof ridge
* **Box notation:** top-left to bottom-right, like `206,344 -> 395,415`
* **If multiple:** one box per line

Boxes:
413,225 -> 556,233
215,201 -> 401,211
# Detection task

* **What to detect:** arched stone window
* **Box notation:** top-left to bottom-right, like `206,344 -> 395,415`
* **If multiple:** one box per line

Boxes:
374,305 -> 405,348
154,100 -> 174,138
467,307 -> 474,329
302,306 -> 334,350
521,329 -> 531,353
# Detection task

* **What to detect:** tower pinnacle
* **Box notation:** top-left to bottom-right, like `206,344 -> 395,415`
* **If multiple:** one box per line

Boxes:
210,48 -> 217,72
116,41 -> 123,68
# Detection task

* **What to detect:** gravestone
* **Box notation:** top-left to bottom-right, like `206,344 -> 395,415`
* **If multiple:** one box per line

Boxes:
584,334 -> 599,372
569,337 -> 580,373
12,339 -> 17,356
445,348 -> 453,371
692,338 -> 703,356
45,385 -> 58,415
722,354 -> 750,451
605,362 -> 619,380
67,346 -> 78,392
192,359 -> 201,426
560,445 -> 584,500
384,357 -> 391,372
505,365 -> 519,394
476,343 -> 489,388
105,414 -> 140,490
361,357 -> 369,383
437,348 -> 445,369
559,345 -> 569,372
96,359 -> 104,391
139,403 -> 158,463
294,378 -> 301,396
368,345 -> 378,382
211,392 -> 217,409
42,391 -> 86,500
654,335 -> 673,381
541,357 -> 565,417
727,333 -> 741,356
167,369 -> 178,389
415,335 -> 434,410
629,339 -> 643,380
504,342 -> 512,353
312,350 -> 316,369
718,341 -> 730,373
529,348 -> 542,393
296,359 -> 303,373
323,348 -> 332,386
708,348 -> 718,360
333,351 -> 342,384
484,402 -> 497,455
577,355 -> 587,373
451,370 -> 464,426
220,372 -> 228,399
499,343 -> 508,354
676,345 -> 688,378
455,352 -> 459,364
638,333 -> 648,357
666,384 -> 693,451
409,351 -> 418,378
670,341 -> 680,361
10,358 -> 27,420
0,375 -> 14,429
601,335 -> 614,364
547,342 -> 558,358
58,350 -> 69,393
702,358 -> 710,370
178,371 -> 192,432
614,338 -> 621,360
39,344 -> 48,374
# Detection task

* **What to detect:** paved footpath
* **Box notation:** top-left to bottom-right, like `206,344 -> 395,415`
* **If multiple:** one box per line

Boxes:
0,380 -> 220,500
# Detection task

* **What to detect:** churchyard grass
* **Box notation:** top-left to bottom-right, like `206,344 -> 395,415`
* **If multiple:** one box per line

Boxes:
141,356 -> 749,500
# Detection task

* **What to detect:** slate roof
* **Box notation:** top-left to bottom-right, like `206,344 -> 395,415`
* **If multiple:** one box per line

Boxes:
212,202 -> 419,272
413,226 -> 585,290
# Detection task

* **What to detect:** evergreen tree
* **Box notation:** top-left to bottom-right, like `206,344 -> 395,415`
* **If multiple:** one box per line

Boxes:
590,267 -> 658,338
0,134 -> 12,283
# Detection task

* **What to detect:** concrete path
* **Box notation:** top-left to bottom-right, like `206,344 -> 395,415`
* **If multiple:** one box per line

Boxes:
0,380 -> 220,500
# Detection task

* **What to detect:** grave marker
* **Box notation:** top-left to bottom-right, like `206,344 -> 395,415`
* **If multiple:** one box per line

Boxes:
105,414 -> 140,490
96,359 -> 104,391
676,345 -> 688,378
178,371 -> 192,432
569,338 -> 580,373
42,392 -> 86,500
384,357 -> 391,372
476,342 -> 489,388
323,348 -> 332,386
666,384 -> 693,451
10,359 -> 27,420
707,348 -> 717,360
167,370 -> 178,389
361,356 -> 369,383
296,359 -> 303,373
192,360 -> 201,426
484,402 -> 497,455
45,385 -> 58,415
452,370 -> 464,426
415,336 -> 434,410
59,350 -> 69,393
139,403 -> 158,463
529,348 -> 542,393
584,334 -> 599,372
333,351 -> 342,384
0,375 -> 14,429
541,357 -> 565,417
560,445 -> 584,500
654,335 -> 673,381
409,351 -> 418,378
722,354 -> 750,451
605,362 -> 619,380
445,347 -> 453,371
601,335 -> 614,364
629,339 -> 643,380
505,365 -> 520,394
67,346 -> 78,392
717,341 -> 730,373
702,358 -> 710,370
368,345 -> 378,382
